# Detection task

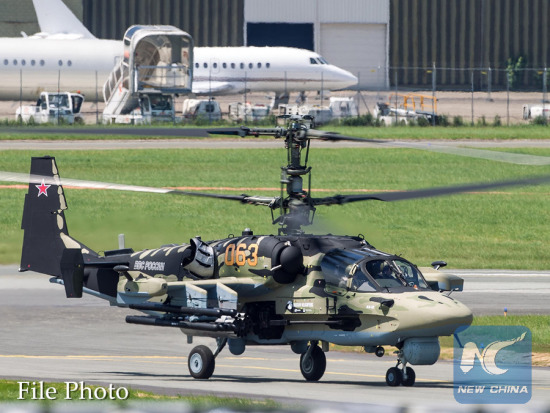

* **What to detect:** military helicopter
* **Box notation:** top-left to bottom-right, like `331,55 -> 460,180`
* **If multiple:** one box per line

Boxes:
4,115 -> 550,387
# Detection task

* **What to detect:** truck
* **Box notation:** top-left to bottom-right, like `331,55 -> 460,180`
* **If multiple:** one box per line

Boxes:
523,104 -> 550,120
16,91 -> 85,124
103,93 -> 179,125
228,102 -> 270,122
182,98 -> 222,121
329,97 -> 358,119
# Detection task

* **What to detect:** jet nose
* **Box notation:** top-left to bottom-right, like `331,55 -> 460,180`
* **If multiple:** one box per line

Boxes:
327,66 -> 358,89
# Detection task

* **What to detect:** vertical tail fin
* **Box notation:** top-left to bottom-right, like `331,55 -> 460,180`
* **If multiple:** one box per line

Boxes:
32,0 -> 96,39
20,156 -> 91,297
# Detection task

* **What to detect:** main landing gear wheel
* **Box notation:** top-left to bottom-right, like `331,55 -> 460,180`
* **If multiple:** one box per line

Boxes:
300,344 -> 326,381
401,367 -> 416,386
385,365 -> 416,386
385,367 -> 402,386
188,345 -> 215,379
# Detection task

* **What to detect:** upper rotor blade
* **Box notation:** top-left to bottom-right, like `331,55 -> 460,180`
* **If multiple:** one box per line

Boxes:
312,175 -> 550,205
0,171 -> 250,202
309,129 -> 550,166
388,141 -> 550,166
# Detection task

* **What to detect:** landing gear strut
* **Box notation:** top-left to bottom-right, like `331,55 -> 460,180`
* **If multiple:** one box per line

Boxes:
300,341 -> 326,381
385,350 -> 415,386
188,338 -> 227,379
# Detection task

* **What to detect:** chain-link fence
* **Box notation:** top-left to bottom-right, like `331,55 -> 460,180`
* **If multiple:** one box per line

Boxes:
1,66 -> 549,125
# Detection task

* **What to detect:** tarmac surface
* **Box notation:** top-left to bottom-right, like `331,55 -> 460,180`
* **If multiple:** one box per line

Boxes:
1,266 -> 549,410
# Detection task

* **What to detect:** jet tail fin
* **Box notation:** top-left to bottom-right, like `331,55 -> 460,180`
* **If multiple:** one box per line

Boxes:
32,0 -> 95,39
20,156 -> 95,297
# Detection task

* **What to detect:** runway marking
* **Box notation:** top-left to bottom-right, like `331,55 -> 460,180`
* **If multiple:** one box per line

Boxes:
6,354 -> 549,389
0,354 -> 443,383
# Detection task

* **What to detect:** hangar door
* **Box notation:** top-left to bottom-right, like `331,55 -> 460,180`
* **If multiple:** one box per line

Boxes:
247,23 -> 314,50
320,23 -> 387,89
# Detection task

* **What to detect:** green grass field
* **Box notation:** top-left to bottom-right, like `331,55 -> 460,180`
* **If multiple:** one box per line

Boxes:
0,123 -> 550,140
1,145 -> 549,268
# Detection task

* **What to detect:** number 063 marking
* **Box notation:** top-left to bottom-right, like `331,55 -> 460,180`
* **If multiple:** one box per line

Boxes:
224,243 -> 259,267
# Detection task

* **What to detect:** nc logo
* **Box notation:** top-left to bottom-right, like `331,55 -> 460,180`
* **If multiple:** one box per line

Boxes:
460,332 -> 526,375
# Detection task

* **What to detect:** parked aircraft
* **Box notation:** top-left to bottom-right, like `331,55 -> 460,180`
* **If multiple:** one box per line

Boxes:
0,0 -> 358,101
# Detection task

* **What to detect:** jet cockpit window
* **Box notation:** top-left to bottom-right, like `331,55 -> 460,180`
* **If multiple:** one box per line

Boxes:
310,57 -> 318,64
365,260 -> 406,289
318,57 -> 329,64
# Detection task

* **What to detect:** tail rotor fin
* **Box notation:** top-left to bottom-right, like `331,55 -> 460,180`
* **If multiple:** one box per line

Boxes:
20,156 -> 91,297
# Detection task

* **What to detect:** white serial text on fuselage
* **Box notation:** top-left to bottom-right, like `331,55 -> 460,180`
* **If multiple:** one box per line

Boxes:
133,260 -> 165,271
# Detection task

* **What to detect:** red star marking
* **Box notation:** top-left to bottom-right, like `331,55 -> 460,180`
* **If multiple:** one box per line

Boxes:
36,179 -> 51,197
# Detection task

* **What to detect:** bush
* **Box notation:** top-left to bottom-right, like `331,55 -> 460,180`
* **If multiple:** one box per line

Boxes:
532,115 -> 548,125
437,114 -> 449,126
492,115 -> 502,127
452,116 -> 465,127
476,116 -> 488,127
340,113 -> 377,126
416,116 -> 430,127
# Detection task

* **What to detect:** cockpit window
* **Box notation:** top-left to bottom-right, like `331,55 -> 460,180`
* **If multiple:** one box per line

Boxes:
350,268 -> 376,292
320,249 -> 365,289
393,259 -> 428,289
365,260 -> 406,289
318,57 -> 329,64
309,57 -> 318,64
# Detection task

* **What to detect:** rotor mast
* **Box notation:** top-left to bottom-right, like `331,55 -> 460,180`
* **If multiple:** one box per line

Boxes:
277,117 -> 316,235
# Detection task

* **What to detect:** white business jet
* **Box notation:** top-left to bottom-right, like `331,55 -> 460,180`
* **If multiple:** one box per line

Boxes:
0,0 -> 357,101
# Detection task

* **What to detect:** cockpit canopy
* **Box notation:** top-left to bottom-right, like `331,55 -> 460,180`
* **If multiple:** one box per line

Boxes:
320,249 -> 429,292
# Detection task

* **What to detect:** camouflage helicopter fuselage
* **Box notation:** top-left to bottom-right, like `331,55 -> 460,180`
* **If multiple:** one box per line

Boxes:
59,230 -> 472,365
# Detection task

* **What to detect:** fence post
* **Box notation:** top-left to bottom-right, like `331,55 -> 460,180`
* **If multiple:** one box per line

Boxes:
470,70 -> 474,125
487,67 -> 493,102
543,67 -> 547,123
506,72 -> 510,126
432,62 -> 436,126
95,70 -> 99,125
394,70 -> 398,124
19,69 -> 23,124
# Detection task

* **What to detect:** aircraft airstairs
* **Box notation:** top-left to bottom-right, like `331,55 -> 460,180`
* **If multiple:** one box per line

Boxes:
102,25 -> 193,124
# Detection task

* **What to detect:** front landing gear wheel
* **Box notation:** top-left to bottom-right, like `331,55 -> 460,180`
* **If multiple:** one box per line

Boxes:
188,345 -> 215,379
385,367 -> 402,386
402,367 -> 416,386
300,345 -> 326,381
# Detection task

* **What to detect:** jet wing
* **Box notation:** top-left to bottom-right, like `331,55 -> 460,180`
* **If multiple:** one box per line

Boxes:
192,81 -> 236,95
